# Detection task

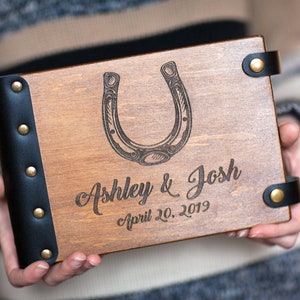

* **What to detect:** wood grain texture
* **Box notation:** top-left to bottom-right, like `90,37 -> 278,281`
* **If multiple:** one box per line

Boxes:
23,36 -> 288,261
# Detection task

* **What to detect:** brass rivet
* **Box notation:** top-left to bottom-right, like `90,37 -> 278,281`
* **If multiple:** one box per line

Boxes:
270,188 -> 285,203
41,249 -> 52,260
33,208 -> 45,219
249,58 -> 265,73
11,81 -> 23,92
26,166 -> 37,177
18,124 -> 29,135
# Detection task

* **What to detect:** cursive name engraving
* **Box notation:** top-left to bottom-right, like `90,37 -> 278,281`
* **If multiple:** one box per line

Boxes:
75,177 -> 154,215
75,158 -> 241,218
187,158 -> 241,200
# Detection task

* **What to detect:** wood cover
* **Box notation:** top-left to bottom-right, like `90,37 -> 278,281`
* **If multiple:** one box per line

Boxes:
19,36 -> 288,262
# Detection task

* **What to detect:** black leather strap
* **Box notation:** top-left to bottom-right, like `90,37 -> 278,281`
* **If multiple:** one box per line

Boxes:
242,51 -> 281,77
0,75 -> 58,268
263,177 -> 300,208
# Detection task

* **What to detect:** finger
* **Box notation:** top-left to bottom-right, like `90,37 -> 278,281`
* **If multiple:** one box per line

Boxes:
249,204 -> 300,240
278,122 -> 300,175
250,233 -> 299,249
0,175 -> 5,198
43,252 -> 86,286
0,193 -> 50,287
6,262 -> 49,287
278,122 -> 300,149
227,229 -> 250,238
43,252 -> 101,286
70,254 -> 102,276
83,254 -> 101,271
227,229 -> 299,249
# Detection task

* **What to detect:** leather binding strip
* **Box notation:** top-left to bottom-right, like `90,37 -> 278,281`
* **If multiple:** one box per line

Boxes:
263,177 -> 300,208
0,75 -> 58,268
242,51 -> 281,77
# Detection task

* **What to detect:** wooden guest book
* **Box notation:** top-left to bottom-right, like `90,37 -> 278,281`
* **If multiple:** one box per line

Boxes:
0,36 -> 299,268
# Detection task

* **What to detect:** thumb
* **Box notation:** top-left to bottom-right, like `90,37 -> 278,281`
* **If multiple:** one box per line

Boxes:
278,122 -> 300,149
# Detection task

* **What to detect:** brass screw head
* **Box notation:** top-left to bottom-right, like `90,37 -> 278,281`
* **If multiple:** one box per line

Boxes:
41,249 -> 53,260
249,58 -> 265,73
33,208 -> 45,219
270,188 -> 285,203
18,124 -> 30,135
11,81 -> 23,92
26,166 -> 37,177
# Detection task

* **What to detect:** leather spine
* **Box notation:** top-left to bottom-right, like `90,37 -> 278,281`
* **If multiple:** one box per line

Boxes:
0,75 -> 58,268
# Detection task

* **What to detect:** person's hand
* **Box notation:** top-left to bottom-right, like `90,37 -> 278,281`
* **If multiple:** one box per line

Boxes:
229,117 -> 300,249
0,176 -> 101,287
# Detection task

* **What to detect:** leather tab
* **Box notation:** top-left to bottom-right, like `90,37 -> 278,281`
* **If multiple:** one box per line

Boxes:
242,51 -> 281,77
0,75 -> 58,268
263,177 -> 300,208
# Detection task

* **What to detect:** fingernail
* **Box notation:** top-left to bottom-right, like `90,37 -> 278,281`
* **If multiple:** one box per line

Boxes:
237,229 -> 249,238
227,232 -> 237,237
88,260 -> 99,267
71,255 -> 86,268
35,264 -> 49,276
249,232 -> 261,239
87,257 -> 101,268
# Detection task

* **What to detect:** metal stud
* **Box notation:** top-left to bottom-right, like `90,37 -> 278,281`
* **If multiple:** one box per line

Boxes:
41,249 -> 53,260
18,124 -> 30,135
11,81 -> 23,93
26,166 -> 37,177
33,208 -> 45,219
270,188 -> 285,203
249,58 -> 265,73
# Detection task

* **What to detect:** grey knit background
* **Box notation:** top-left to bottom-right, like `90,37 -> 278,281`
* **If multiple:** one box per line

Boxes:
102,248 -> 300,300
0,0 -> 160,37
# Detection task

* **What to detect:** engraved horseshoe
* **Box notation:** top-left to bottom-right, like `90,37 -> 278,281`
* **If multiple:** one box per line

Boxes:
102,61 -> 192,166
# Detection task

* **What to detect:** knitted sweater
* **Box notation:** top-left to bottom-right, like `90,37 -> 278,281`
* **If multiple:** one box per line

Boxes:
0,1 -> 299,299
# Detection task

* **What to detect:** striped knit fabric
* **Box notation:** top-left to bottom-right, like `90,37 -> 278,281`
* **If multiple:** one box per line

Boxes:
0,0 -> 160,37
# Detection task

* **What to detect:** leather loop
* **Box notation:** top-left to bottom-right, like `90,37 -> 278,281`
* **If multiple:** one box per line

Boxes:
0,75 -> 58,268
242,51 -> 281,77
263,177 -> 300,208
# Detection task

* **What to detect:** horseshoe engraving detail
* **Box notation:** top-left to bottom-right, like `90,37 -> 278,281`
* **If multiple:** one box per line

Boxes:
102,61 -> 192,166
